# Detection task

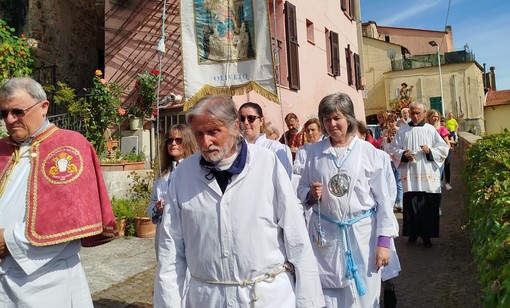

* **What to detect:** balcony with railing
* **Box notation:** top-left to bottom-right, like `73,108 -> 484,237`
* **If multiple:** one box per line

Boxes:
390,50 -> 476,72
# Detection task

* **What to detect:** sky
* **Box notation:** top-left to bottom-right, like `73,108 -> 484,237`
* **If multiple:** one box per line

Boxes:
360,0 -> 510,91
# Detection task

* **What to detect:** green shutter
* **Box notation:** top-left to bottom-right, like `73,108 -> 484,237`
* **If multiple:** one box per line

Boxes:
429,97 -> 442,115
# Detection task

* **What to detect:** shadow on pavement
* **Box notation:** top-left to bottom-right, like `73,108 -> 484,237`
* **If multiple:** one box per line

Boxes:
93,299 -> 152,308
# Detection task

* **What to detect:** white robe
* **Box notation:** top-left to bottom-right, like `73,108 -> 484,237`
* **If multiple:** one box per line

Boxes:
253,134 -> 293,178
293,143 -> 313,176
0,145 -> 93,307
154,144 -> 324,308
388,122 -> 449,193
297,137 -> 398,307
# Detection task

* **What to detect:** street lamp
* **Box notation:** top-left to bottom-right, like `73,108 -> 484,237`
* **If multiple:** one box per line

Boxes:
428,40 -> 445,116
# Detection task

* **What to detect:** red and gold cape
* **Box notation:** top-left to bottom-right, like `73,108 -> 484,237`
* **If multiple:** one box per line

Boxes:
0,124 -> 118,246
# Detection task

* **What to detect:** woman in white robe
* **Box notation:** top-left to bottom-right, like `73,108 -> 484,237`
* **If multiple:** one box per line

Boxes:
238,102 -> 293,178
146,124 -> 198,223
297,93 -> 398,307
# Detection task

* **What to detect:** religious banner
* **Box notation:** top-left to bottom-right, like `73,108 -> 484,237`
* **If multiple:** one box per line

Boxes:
181,0 -> 279,110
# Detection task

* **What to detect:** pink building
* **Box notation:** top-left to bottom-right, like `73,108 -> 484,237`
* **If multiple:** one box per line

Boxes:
104,0 -> 365,133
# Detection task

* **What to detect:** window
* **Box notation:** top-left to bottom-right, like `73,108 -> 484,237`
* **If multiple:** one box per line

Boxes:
325,28 -> 331,74
385,35 -> 390,42
345,44 -> 360,89
325,29 -> 340,76
285,1 -> 300,90
306,19 -> 314,44
354,53 -> 361,90
330,31 -> 340,76
345,45 -> 353,85
430,97 -> 443,115
340,0 -> 355,19
268,0 -> 288,87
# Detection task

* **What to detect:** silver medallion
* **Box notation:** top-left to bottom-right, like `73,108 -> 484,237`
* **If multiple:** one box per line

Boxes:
328,173 -> 350,197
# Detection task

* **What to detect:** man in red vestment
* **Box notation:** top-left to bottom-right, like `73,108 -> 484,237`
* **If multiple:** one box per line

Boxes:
279,113 -> 306,161
0,77 -> 117,306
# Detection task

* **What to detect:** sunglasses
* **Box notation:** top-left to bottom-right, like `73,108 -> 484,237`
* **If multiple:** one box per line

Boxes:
0,101 -> 42,119
239,115 -> 260,123
166,137 -> 183,145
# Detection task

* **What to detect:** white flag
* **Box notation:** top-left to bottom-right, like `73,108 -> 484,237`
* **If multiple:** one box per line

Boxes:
181,0 -> 278,110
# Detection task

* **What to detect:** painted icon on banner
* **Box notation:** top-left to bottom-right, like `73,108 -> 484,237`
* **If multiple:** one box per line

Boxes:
195,0 -> 256,63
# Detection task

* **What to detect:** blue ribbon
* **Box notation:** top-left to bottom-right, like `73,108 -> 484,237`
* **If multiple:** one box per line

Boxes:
313,208 -> 376,297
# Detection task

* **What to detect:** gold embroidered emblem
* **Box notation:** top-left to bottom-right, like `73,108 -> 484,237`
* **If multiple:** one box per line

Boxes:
42,146 -> 83,184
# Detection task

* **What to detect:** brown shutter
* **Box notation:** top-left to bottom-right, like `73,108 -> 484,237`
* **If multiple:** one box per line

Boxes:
285,1 -> 300,90
330,31 -> 340,76
349,0 -> 355,18
354,53 -> 361,90
341,0 -> 347,11
345,45 -> 353,85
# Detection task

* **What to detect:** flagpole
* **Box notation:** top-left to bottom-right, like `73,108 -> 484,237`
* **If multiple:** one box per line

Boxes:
155,0 -> 167,178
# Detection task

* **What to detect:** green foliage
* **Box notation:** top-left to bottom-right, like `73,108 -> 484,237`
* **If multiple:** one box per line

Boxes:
123,151 -> 146,163
130,70 -> 160,118
88,70 -> 124,154
0,18 -> 34,84
462,131 -> 510,306
110,196 -> 134,218
127,170 -> 154,203
45,72 -> 124,155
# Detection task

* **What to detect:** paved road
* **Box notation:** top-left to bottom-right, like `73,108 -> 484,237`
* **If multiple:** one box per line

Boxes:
85,150 -> 481,307
81,237 -> 156,307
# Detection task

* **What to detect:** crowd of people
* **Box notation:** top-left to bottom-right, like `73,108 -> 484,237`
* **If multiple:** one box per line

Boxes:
1,77 -> 459,307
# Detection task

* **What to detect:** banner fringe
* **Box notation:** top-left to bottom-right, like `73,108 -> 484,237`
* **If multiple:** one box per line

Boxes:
183,82 -> 280,111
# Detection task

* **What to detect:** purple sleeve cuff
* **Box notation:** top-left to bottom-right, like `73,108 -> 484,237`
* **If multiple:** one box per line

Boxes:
377,236 -> 391,248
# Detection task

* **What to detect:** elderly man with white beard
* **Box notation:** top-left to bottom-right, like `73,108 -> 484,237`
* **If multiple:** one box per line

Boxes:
153,94 -> 324,308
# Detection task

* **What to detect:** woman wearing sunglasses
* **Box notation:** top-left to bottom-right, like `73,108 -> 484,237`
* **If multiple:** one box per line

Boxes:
238,102 -> 292,178
147,124 -> 198,227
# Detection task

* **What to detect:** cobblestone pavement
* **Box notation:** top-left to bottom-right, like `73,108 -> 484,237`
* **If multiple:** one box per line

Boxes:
92,267 -> 156,308
90,150 -> 481,307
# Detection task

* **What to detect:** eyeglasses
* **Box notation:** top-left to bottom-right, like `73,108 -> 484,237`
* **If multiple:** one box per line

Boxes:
0,101 -> 42,119
166,137 -> 183,145
239,115 -> 260,123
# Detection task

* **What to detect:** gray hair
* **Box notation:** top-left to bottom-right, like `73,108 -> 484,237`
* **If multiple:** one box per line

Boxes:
409,101 -> 424,110
186,94 -> 239,134
318,92 -> 358,136
0,77 -> 47,102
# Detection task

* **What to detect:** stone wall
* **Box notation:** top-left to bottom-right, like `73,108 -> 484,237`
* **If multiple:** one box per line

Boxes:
25,0 -> 99,90
102,169 -> 152,200
457,131 -> 482,165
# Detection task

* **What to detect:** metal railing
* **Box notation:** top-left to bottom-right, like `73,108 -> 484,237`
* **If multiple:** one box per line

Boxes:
391,50 -> 475,72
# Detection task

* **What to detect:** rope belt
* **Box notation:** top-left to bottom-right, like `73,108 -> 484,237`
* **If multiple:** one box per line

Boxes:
313,208 -> 376,297
190,262 -> 294,307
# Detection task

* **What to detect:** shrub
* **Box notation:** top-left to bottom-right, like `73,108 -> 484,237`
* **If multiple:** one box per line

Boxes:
462,130 -> 510,306
45,72 -> 124,155
0,18 -> 34,83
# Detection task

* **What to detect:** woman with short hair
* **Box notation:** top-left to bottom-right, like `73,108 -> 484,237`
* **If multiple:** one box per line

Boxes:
297,92 -> 398,307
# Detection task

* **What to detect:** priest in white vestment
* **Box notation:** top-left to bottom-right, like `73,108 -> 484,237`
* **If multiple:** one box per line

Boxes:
388,101 -> 449,247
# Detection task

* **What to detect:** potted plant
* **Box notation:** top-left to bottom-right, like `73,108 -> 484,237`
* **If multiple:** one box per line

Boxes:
127,171 -> 156,238
99,148 -> 146,171
123,150 -> 146,170
131,198 -> 156,238
127,69 -> 160,129
110,196 -> 134,237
